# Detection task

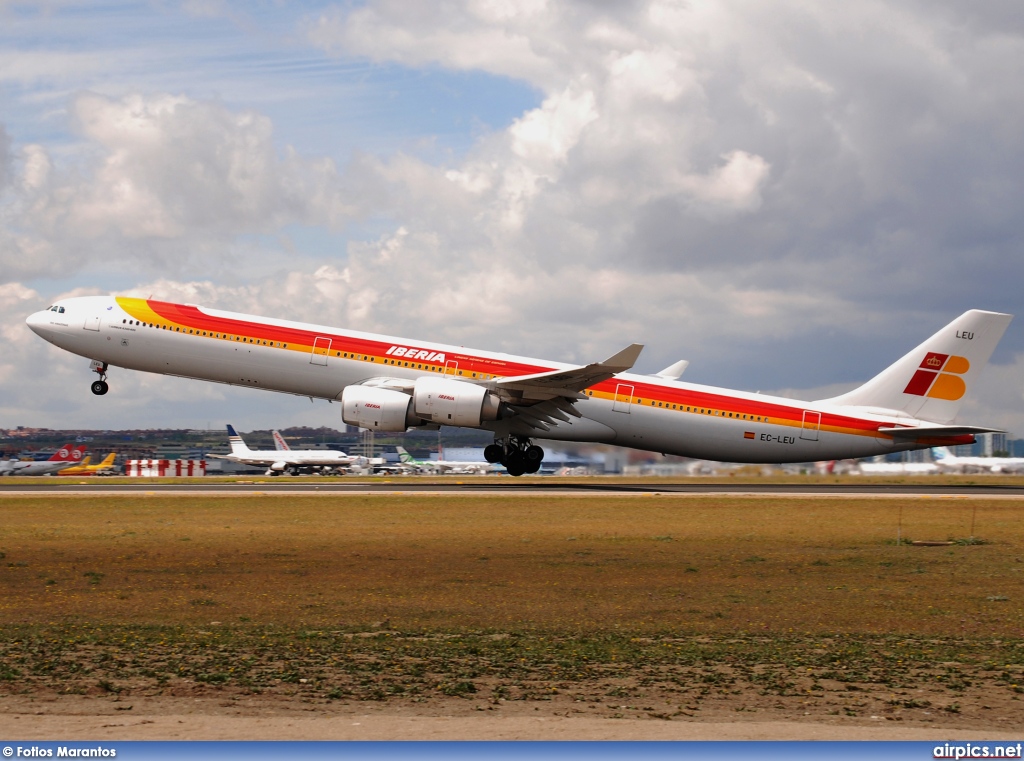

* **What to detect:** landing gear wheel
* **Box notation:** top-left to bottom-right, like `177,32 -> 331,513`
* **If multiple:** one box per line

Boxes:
524,445 -> 544,466
90,380 -> 109,396
505,450 -> 527,477
484,444 -> 504,464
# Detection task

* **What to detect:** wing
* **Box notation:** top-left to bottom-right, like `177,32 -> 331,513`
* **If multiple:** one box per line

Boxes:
494,343 -> 643,400
492,344 -> 643,435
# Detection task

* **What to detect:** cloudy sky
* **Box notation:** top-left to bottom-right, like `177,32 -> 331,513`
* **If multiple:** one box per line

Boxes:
2,0 -> 1022,434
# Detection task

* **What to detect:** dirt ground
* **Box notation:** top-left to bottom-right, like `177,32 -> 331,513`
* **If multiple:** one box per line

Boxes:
3,693 -> 1023,741
3,629 -> 1023,741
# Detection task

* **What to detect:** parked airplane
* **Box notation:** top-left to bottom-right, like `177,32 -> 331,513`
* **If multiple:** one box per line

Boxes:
209,425 -> 360,475
855,458 -> 938,475
930,447 -> 1024,474
272,430 -> 290,451
394,445 -> 499,475
56,452 -> 118,476
26,297 -> 1012,476
0,444 -> 86,476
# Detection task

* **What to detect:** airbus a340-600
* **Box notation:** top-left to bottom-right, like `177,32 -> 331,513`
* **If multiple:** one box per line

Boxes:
26,296 -> 1011,476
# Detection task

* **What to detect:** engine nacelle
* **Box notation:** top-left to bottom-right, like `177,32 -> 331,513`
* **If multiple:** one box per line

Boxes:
342,385 -> 424,431
269,461 -> 288,472
413,377 -> 503,427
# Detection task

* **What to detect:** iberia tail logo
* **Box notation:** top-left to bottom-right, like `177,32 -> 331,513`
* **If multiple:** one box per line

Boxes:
903,352 -> 970,401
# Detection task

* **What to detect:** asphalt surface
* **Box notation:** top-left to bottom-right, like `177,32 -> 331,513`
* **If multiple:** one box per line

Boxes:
2,479 -> 1023,496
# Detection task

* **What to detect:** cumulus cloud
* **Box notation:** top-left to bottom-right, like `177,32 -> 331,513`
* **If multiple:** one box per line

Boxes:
67,92 -> 358,237
306,0 -> 1024,307
0,93 -> 367,282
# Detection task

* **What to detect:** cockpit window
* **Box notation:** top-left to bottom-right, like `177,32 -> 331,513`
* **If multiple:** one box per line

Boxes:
48,306 -> 65,313
58,307 -> 65,313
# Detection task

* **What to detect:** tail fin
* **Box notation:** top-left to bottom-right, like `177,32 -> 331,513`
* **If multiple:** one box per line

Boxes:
395,446 -> 414,463
225,425 -> 251,454
49,443 -> 84,462
823,310 -> 1012,423
930,447 -> 953,461
98,453 -> 116,468
272,430 -> 291,451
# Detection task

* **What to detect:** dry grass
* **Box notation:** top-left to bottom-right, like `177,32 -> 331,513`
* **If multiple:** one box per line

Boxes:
2,493 -> 1023,728
0,494 -> 1021,634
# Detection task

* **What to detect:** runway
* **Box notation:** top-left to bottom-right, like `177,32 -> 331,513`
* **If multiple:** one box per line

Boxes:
2,479 -> 1024,497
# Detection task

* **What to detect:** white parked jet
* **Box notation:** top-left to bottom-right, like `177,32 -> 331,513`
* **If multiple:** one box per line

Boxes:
210,424 -> 359,475
0,443 -> 86,476
930,447 -> 1024,474
25,297 -> 1012,476
855,458 -> 938,475
394,446 -> 499,475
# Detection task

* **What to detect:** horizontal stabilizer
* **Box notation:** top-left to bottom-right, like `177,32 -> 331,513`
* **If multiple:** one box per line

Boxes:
878,425 -> 1002,440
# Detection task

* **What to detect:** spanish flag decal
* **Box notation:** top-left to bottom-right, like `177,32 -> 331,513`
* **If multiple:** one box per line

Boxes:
903,353 -> 970,401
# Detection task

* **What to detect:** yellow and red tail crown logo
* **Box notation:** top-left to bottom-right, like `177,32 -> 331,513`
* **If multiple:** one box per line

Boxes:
903,352 -> 970,400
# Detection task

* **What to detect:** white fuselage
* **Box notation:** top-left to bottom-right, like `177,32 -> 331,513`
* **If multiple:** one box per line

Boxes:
25,295 -> 972,464
225,449 -> 355,468
933,455 -> 1024,474
1,459 -> 79,476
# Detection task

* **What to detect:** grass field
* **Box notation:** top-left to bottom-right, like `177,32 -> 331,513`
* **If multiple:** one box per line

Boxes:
1,493 -> 1022,726
1,494 -> 1021,632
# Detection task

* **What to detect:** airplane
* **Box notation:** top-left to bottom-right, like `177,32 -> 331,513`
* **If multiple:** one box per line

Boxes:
394,445 -> 499,475
209,424 -> 361,475
854,458 -> 938,475
930,446 -> 1024,474
25,296 -> 1012,476
0,443 -> 87,476
56,452 -> 119,476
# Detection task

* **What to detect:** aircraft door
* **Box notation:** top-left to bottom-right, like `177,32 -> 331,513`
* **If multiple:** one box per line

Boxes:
800,410 -> 821,441
444,360 -> 459,376
310,336 -> 331,366
84,315 -> 100,332
612,383 -> 634,413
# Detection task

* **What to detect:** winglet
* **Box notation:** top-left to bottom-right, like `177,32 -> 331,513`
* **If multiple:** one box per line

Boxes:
601,344 -> 644,373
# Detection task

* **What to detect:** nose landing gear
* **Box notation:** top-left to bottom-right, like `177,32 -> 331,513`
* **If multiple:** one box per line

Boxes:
487,436 -> 544,476
90,361 -> 109,395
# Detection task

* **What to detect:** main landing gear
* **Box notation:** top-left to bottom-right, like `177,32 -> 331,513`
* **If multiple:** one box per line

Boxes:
90,361 -> 109,396
485,436 -> 544,477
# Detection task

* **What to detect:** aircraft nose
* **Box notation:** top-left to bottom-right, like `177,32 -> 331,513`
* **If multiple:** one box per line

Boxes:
25,310 -> 47,336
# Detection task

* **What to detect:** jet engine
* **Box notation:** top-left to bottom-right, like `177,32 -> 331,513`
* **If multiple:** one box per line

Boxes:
342,385 -> 425,431
413,377 -> 503,427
